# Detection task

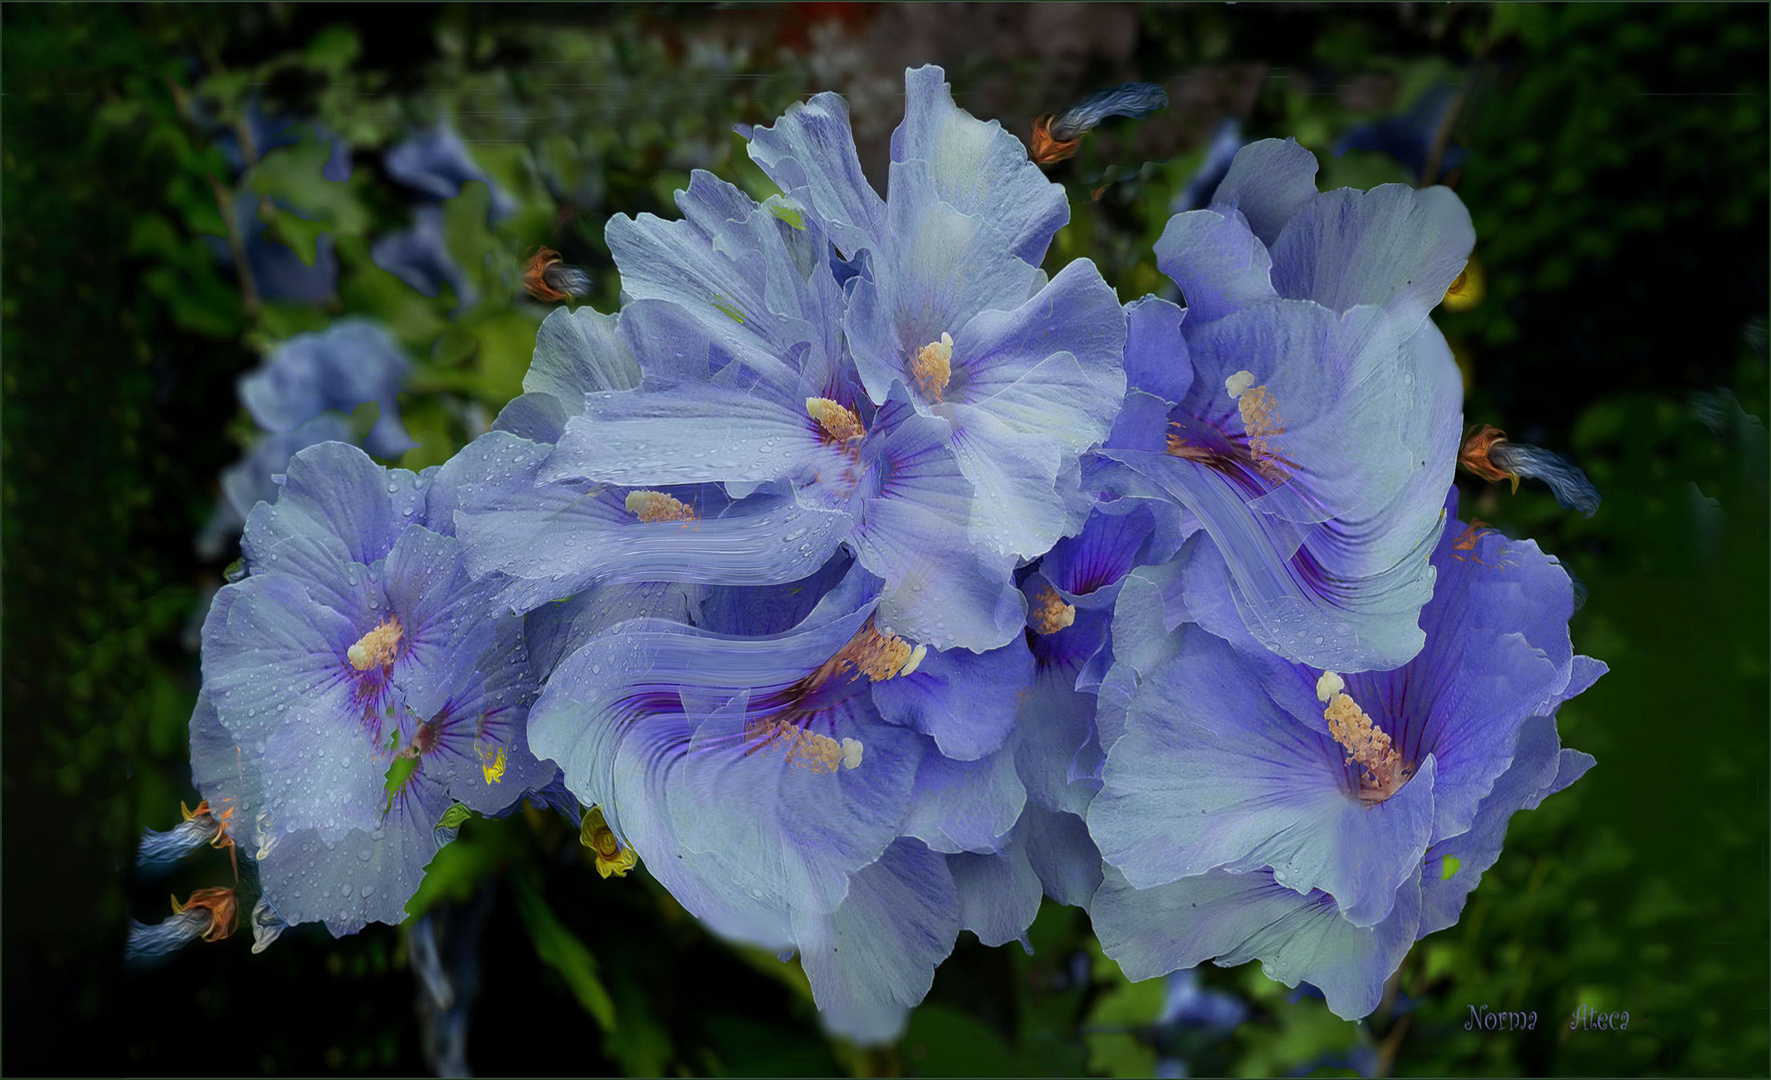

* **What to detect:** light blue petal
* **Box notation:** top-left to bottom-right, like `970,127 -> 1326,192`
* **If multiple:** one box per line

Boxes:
890,65 -> 1069,265
1269,183 -> 1475,332
493,306 -> 641,442
748,91 -> 887,259
1021,803 -> 1104,907
547,382 -> 832,486
1153,208 -> 1278,325
1206,138 -> 1321,246
945,403 -> 1069,561
1091,862 -> 1422,1021
794,838 -> 960,1045
850,494 -> 1025,651
949,829 -> 1043,950
948,258 -> 1128,454
901,739 -> 1026,853
456,454 -> 852,613
242,441 -> 425,570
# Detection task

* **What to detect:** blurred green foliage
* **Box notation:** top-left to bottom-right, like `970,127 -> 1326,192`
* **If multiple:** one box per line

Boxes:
4,3 -> 1765,1077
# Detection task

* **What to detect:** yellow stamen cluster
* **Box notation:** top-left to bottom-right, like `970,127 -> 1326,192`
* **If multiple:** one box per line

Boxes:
1030,586 -> 1077,635
1226,370 -> 1288,481
625,490 -> 698,525
746,719 -> 865,773
832,621 -> 927,682
580,806 -> 639,879
806,397 -> 866,442
1317,671 -> 1410,802
347,616 -> 404,671
910,332 -> 954,402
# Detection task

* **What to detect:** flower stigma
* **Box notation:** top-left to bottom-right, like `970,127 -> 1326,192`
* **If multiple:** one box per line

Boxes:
1226,370 -> 1288,481
348,615 -> 404,671
1317,670 -> 1412,802
910,332 -> 954,402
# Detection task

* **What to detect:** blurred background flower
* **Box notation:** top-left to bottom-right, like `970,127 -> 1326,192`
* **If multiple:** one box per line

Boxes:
4,3 -> 1766,1076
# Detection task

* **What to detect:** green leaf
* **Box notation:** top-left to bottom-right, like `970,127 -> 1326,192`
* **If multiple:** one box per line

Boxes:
436,803 -> 475,831
511,875 -> 618,1031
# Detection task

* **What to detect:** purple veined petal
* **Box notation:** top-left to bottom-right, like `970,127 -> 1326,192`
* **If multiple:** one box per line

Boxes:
1154,207 -> 1279,325
1042,504 -> 1163,598
1122,295 -> 1194,405
529,603 -> 927,921
943,403 -> 1069,561
672,690 -> 923,915
1090,861 -> 1423,1022
1206,137 -> 1323,247
870,635 -> 1034,761
1020,802 -> 1104,908
947,258 -> 1128,455
202,573 -> 384,839
455,445 -> 854,613
242,441 -> 425,571
792,837 -> 961,1045
948,826 -> 1044,952
525,581 -> 703,682
900,737 -> 1027,853
411,616 -> 556,813
382,527 -> 503,722
493,306 -> 642,443
748,90 -> 887,260
1526,746 -> 1596,811
1089,627 -> 1438,927
1417,713 -> 1567,937
890,65 -> 1070,267
1269,183 -> 1475,333
1339,496 -> 1579,842
546,381 -> 834,487
842,158 -> 1043,408
1179,301 -> 1421,528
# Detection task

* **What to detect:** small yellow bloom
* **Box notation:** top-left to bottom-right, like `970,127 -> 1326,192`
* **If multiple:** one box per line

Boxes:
1442,255 -> 1485,312
580,805 -> 639,879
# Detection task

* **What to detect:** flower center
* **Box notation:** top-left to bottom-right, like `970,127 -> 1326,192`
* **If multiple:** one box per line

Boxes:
625,490 -> 698,525
1029,586 -> 1077,635
1317,671 -> 1412,802
806,397 -> 866,442
744,619 -> 924,774
347,615 -> 403,671
909,332 -> 953,403
1226,370 -> 1288,481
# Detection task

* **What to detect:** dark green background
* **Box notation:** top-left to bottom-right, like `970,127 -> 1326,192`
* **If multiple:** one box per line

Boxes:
4,4 -> 1766,1076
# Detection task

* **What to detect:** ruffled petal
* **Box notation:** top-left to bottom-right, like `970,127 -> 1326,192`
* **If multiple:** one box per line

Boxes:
901,739 -> 1026,853
1269,183 -> 1475,332
794,838 -> 960,1045
242,442 -> 424,570
948,258 -> 1128,454
1020,803 -> 1104,907
1091,862 -> 1422,1021
890,65 -> 1069,266
944,403 -> 1069,561
1153,208 -> 1278,325
748,92 -> 887,259
1206,137 -> 1322,246
948,830 -> 1044,950
494,306 -> 641,443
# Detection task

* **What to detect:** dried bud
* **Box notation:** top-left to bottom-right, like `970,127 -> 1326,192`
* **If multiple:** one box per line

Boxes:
523,247 -> 593,302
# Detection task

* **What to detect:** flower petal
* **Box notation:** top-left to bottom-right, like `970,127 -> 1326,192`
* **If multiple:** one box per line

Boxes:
1121,295 -> 1193,405
494,306 -> 641,443
748,92 -> 887,259
1269,184 -> 1475,332
1091,862 -> 1422,1022
890,65 -> 1069,266
1154,208 -> 1278,325
901,739 -> 1027,854
1206,137 -> 1322,246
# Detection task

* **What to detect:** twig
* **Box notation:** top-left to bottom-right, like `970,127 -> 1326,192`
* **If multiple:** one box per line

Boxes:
207,174 -> 261,318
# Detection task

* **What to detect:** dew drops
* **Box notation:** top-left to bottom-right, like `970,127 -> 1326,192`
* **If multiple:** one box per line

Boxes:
360,884 -> 375,898
340,883 -> 353,897
387,482 -> 398,494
